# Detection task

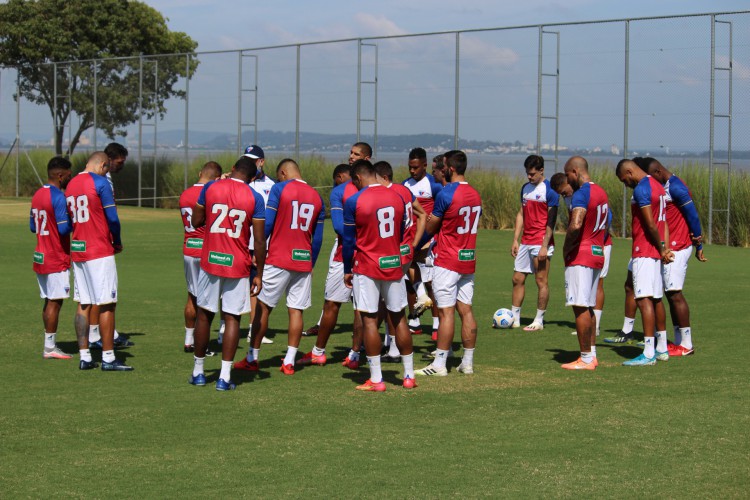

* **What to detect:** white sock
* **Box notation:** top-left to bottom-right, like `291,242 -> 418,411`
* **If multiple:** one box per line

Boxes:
185,327 -> 195,346
284,346 -> 298,366
102,349 -> 115,363
246,348 -> 260,363
415,281 -> 426,298
462,347 -> 475,366
88,325 -> 101,343
534,309 -> 545,323
312,345 -> 325,356
591,345 -> 597,358
387,336 -> 400,357
432,317 -> 439,330
644,337 -> 655,358
622,317 -> 635,334
680,327 -> 692,349
433,348 -> 449,369
581,351 -> 594,364
193,356 -> 205,377
219,320 -> 225,333
673,325 -> 682,345
113,330 -> 120,340
408,317 -> 420,329
367,355 -> 383,383
511,306 -> 521,325
593,309 -> 602,336
44,332 -> 56,350
219,360 -> 232,381
402,353 -> 414,379
79,349 -> 92,362
655,330 -> 667,353
348,350 -> 360,362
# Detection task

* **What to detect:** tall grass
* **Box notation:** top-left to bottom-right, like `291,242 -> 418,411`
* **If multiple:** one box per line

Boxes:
2,150 -> 748,246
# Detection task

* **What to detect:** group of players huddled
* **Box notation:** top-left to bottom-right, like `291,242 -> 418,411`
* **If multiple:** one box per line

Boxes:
30,140 -> 704,389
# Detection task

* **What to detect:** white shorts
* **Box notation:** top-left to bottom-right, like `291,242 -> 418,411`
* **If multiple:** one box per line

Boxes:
196,269 -> 250,315
631,257 -> 663,300
564,266 -> 601,308
662,247 -> 691,292
514,244 -> 555,274
600,245 -> 612,279
432,265 -> 475,308
37,270 -> 71,300
258,264 -> 313,310
324,260 -> 352,303
352,274 -> 407,313
183,255 -> 201,297
417,261 -> 434,283
73,256 -> 118,305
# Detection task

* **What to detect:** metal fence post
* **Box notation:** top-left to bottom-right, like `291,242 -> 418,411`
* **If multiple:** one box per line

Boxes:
15,70 -> 20,197
708,16 -> 715,244
536,26 -> 543,154
622,20 -> 630,238
295,44 -> 301,159
93,60 -> 98,150
138,54 -> 143,207
455,32 -> 460,149
184,54 -> 190,189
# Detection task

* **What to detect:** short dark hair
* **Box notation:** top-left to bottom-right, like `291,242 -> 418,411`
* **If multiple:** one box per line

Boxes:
104,142 -> 128,159
47,156 -> 71,175
200,161 -> 222,178
445,150 -> 467,175
633,156 -> 655,173
332,163 -> 350,182
233,156 -> 258,180
352,142 -> 372,158
276,158 -> 298,173
524,154 -> 544,171
615,158 -> 630,177
550,172 -> 567,191
432,154 -> 444,166
350,159 -> 374,178
373,160 -> 393,181
408,147 -> 427,161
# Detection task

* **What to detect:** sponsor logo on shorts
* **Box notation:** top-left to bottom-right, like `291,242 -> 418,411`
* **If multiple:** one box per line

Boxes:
208,251 -> 234,267
400,244 -> 410,256
33,252 -> 44,264
592,245 -> 604,257
186,238 -> 203,249
458,249 -> 476,261
378,255 -> 400,269
292,249 -> 311,261
71,240 -> 86,252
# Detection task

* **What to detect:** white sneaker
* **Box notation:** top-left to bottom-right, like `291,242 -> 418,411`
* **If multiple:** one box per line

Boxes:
523,321 -> 544,331
457,363 -> 474,374
415,363 -> 448,377
261,336 -> 273,344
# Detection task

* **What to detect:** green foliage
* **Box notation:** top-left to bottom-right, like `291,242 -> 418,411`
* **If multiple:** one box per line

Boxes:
0,0 -> 198,155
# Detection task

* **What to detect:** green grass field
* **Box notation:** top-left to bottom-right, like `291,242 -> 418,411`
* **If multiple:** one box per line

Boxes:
0,198 -> 748,498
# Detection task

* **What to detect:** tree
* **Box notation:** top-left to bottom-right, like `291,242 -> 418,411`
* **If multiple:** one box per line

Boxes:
0,0 -> 198,155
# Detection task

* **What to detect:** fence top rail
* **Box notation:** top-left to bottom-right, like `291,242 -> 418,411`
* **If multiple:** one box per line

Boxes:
1,9 -> 748,69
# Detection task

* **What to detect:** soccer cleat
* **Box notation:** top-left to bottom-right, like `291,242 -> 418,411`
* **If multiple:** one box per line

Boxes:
215,378 -> 236,391
511,321 -> 520,329
43,347 -> 72,359
421,348 -> 454,361
523,321 -> 544,332
415,363 -> 448,377
431,329 -> 438,341
603,331 -> 636,344
402,376 -> 417,389
410,295 -> 433,319
113,334 -> 134,347
88,340 -> 103,349
381,354 -> 401,363
667,344 -> 694,357
622,353 -> 657,366
233,358 -> 259,372
79,359 -> 99,370
298,351 -> 327,366
188,373 -> 206,386
655,351 -> 669,362
205,350 -> 216,357
457,363 -> 474,374
261,336 -> 273,345
101,359 -> 134,371
184,344 -> 195,353
355,379 -> 386,392
592,357 -> 599,368
303,324 -> 320,337
279,363 -> 295,375
636,340 -> 645,348
409,326 -> 423,335
561,358 -> 596,370
342,357 -> 360,370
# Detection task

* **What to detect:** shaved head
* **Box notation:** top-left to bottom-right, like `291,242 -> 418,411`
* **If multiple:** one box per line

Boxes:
86,151 -> 109,176
563,155 -> 590,190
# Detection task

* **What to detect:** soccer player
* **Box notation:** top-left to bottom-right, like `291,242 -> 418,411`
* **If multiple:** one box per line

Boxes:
188,156 -> 266,390
343,160 -> 416,391
416,150 -> 482,377
559,157 -> 609,370
616,159 -> 673,366
235,159 -> 325,374
509,154 -> 559,331
647,158 -> 706,356
66,151 -> 131,371
179,161 -> 222,353
30,156 -> 74,360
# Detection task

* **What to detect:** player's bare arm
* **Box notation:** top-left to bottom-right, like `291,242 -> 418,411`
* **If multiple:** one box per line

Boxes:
538,205 -> 557,263
639,204 -> 673,263
251,217 -> 266,296
411,198 -> 427,249
192,203 -> 206,228
511,209 -> 523,256
563,207 -> 586,261
425,213 -> 442,237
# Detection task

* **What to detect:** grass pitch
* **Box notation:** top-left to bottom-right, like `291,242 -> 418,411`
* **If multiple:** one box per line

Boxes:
0,198 -> 748,498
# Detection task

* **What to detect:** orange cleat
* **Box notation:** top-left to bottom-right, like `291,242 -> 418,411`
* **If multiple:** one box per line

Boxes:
342,357 -> 360,370
233,358 -> 259,372
356,379 -> 386,392
561,357 -> 596,370
279,363 -> 295,375
402,376 -> 417,389
667,344 -> 694,356
298,351 -> 327,366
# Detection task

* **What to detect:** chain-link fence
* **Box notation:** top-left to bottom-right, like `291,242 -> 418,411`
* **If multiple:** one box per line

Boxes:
0,11 -> 748,244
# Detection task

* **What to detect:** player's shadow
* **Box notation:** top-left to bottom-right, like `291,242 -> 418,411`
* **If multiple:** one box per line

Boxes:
600,344 -> 643,360
544,319 -> 577,330
546,348 -> 583,365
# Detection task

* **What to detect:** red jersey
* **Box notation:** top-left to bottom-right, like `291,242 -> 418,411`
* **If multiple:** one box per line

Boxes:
663,176 -> 692,251
388,182 -> 417,264
30,184 -> 71,274
565,182 -> 609,268
65,172 -> 121,262
631,176 -> 667,259
330,181 -> 359,263
198,178 -> 265,279
403,173 -> 442,215
265,179 -> 325,272
343,184 -> 405,281
432,182 -> 482,275
179,183 -> 205,258
520,179 -> 559,246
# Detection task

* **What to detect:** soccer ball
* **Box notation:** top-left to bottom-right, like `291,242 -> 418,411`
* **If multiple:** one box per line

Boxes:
492,308 -> 514,329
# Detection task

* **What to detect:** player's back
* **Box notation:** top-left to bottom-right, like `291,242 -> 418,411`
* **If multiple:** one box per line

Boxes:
664,176 -> 692,251
565,182 -> 608,268
631,175 -> 666,258
388,183 -> 417,258
200,178 -> 264,278
346,184 -> 405,281
433,182 -> 482,275
65,172 -> 116,262
266,179 -> 324,272
520,180 -> 558,246
31,185 -> 70,274
179,183 -> 205,258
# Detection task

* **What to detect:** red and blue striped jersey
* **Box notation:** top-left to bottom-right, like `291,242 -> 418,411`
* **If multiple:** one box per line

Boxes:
565,182 -> 609,268
30,184 -> 71,274
631,176 -> 667,259
179,183 -> 205,258
521,179 -> 559,246
432,182 -> 482,275
65,172 -> 121,262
